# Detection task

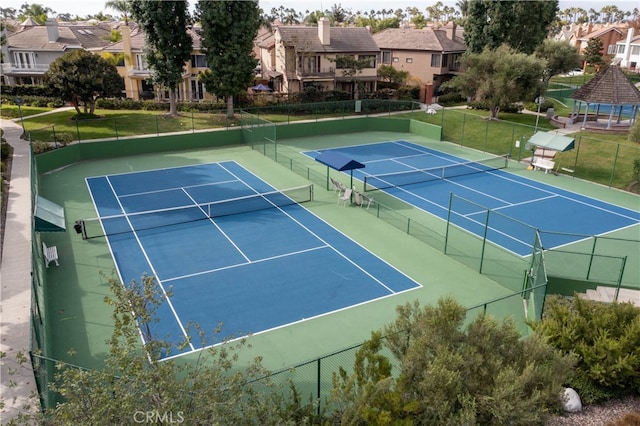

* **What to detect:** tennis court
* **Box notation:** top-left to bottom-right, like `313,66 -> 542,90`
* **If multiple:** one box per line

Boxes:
85,160 -> 420,359
305,141 -> 640,257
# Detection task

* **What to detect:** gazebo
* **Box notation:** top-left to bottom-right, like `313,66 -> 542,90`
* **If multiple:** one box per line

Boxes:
569,65 -> 640,130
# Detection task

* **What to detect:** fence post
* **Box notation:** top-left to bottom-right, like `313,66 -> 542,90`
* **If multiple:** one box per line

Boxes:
608,143 -> 620,188
460,113 -> 466,147
586,236 -> 598,280
479,210 -> 490,273
484,119 -> 489,153
316,358 -> 322,416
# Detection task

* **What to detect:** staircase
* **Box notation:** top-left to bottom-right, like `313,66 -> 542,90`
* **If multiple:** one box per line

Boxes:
577,286 -> 640,307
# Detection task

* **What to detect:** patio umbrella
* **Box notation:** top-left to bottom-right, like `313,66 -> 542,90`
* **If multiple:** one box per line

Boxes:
251,84 -> 272,91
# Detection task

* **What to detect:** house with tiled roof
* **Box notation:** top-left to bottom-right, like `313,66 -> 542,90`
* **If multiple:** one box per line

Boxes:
575,24 -> 626,57
372,24 -> 465,103
261,18 -> 380,95
1,18 -> 113,86
99,23 -> 211,101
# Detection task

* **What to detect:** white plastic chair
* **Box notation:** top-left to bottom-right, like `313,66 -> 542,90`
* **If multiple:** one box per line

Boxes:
360,194 -> 374,210
338,188 -> 352,206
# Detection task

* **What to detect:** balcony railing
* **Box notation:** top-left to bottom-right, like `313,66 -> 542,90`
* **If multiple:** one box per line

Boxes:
1,64 -> 50,75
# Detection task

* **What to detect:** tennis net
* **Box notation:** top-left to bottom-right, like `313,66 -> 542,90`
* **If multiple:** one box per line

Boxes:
363,155 -> 509,191
80,184 -> 314,239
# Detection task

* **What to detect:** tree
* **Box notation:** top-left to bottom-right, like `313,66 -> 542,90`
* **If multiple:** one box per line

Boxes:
465,0 -> 559,54
331,55 -> 375,100
25,274 -> 312,424
17,3 -> 53,24
377,65 -> 409,85
443,44 -> 546,119
331,297 -> 575,424
105,0 -> 131,24
535,39 -> 582,77
197,0 -> 261,119
130,0 -> 192,117
45,50 -> 123,115
584,38 -> 605,70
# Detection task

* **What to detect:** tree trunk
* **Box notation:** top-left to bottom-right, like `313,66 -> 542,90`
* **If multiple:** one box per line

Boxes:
226,96 -> 234,119
168,89 -> 177,117
353,80 -> 359,101
72,98 -> 81,115
489,106 -> 500,120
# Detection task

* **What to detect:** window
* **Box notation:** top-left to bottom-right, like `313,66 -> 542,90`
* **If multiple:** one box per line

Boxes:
359,54 -> 376,68
632,46 -> 640,56
609,45 -> 620,55
450,53 -> 462,71
382,51 -> 392,64
616,45 -> 625,54
299,55 -> 321,74
191,54 -> 207,68
442,54 -> 448,67
393,57 -> 399,63
405,58 -> 413,63
431,53 -> 441,67
13,52 -> 36,69
135,54 -> 148,70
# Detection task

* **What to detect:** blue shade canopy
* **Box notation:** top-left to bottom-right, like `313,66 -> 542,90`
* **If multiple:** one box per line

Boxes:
315,151 -> 365,171
529,131 -> 575,152
34,195 -> 66,232
251,84 -> 272,91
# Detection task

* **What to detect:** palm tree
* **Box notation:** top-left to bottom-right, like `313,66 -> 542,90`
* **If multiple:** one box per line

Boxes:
105,0 -> 131,24
18,3 -> 54,24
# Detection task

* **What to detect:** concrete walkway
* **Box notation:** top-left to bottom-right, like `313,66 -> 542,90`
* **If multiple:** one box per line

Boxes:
0,118 -> 40,424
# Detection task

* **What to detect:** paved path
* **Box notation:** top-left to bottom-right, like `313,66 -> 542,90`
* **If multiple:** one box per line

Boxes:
0,118 -> 40,424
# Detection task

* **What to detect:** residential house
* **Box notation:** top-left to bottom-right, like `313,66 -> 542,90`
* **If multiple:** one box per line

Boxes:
372,24 -> 466,103
102,24 -> 210,101
575,24 -> 626,58
1,18 -> 114,86
613,27 -> 640,72
259,18 -> 380,95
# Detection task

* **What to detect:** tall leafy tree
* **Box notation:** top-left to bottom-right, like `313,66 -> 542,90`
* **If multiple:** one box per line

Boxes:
535,39 -> 582,77
45,50 -> 123,115
197,0 -> 261,119
465,0 -> 558,54
130,0 -> 192,117
443,44 -> 545,119
584,38 -> 605,70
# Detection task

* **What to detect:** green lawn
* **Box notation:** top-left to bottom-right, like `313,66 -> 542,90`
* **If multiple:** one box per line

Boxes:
5,102 -> 638,191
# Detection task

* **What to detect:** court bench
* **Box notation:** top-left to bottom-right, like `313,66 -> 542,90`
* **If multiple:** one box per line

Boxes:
532,158 -> 555,174
43,242 -> 59,268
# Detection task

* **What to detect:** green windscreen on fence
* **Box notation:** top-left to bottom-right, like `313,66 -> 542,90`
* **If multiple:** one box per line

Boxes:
240,110 -> 277,159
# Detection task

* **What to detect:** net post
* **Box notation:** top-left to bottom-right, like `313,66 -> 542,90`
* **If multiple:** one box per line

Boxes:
80,219 -> 88,240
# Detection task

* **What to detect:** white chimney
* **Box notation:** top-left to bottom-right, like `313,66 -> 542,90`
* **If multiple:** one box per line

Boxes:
319,17 -> 330,46
45,18 -> 59,42
622,27 -> 634,68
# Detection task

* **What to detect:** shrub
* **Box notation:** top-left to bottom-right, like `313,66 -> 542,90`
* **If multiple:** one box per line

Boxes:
438,92 -> 466,106
532,296 -> 640,404
54,133 -> 74,145
331,298 -> 576,424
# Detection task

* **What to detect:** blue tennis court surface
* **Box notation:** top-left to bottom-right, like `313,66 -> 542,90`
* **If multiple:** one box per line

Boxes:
305,141 -> 640,256
85,161 -> 420,359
